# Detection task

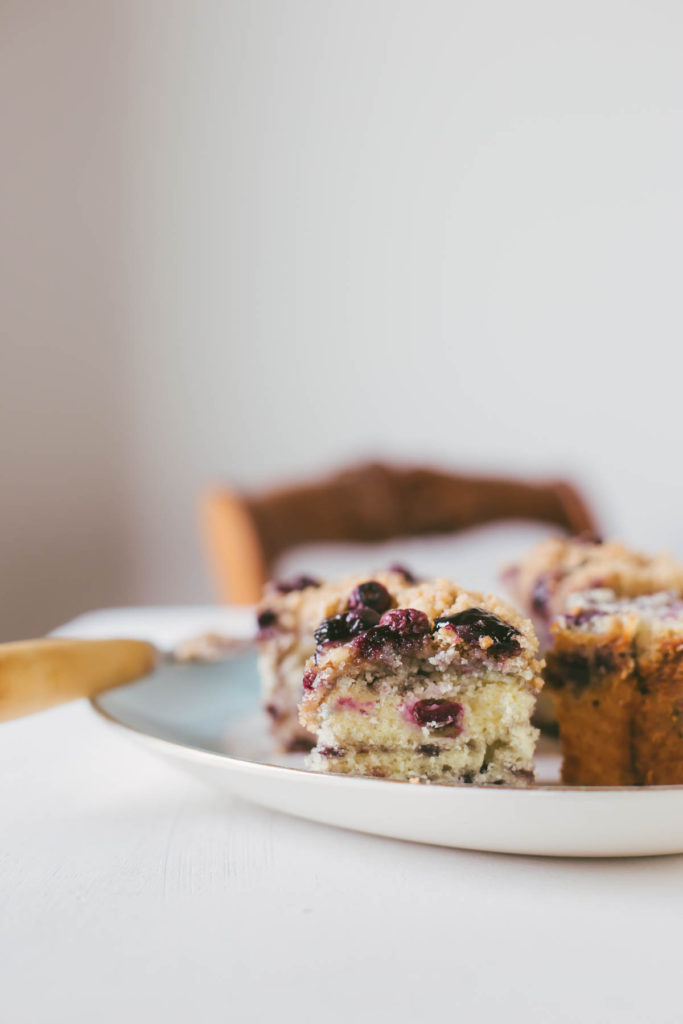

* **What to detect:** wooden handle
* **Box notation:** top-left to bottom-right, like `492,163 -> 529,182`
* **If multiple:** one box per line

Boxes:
0,637 -> 158,722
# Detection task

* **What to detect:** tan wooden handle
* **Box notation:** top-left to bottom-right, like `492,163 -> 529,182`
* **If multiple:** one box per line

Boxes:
0,637 -> 158,722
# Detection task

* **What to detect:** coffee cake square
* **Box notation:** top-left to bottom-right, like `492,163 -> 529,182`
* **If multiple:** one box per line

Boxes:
299,576 -> 543,785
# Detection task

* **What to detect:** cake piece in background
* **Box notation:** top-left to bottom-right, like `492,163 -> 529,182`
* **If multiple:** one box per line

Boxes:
256,568 -> 418,752
505,536 -> 683,729
547,589 -> 683,785
300,576 -> 543,785
506,535 -> 683,648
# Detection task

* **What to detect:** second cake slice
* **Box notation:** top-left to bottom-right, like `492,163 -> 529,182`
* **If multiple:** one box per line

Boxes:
300,577 -> 543,785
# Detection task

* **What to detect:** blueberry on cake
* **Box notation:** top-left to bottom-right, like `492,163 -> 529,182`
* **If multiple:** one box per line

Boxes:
299,577 -> 543,785
256,569 -> 420,752
547,589 -> 683,786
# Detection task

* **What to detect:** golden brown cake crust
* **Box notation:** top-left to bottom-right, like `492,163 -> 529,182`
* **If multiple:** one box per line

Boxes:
546,617 -> 639,785
547,591 -> 683,785
633,628 -> 683,785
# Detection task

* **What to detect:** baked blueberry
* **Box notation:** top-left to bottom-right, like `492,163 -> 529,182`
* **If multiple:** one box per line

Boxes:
433,607 -> 521,657
257,608 -> 278,631
351,608 -> 430,658
412,699 -> 463,731
348,581 -> 392,614
345,606 -> 382,634
314,607 -> 382,646
379,608 -> 430,637
313,613 -> 353,645
275,575 -> 321,594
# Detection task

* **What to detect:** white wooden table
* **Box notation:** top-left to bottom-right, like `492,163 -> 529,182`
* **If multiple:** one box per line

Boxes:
3,606 -> 683,1024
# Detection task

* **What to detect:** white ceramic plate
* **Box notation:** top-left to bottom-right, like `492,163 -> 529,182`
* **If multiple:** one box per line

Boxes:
91,651 -> 683,858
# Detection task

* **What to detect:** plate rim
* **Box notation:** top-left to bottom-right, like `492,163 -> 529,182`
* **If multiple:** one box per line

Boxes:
89,679 -> 683,797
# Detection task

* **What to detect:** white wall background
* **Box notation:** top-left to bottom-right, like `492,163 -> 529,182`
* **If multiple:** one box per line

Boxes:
3,0 -> 683,639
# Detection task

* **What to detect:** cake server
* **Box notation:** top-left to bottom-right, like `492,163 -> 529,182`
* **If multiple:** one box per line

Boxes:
0,630 -> 251,723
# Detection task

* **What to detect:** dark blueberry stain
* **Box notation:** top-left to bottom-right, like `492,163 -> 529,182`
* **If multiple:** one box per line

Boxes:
593,648 -> 620,674
417,744 -> 441,757
302,668 -> 317,690
548,652 -> 590,689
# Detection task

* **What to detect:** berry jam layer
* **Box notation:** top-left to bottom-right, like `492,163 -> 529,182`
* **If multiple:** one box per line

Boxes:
300,578 -> 543,786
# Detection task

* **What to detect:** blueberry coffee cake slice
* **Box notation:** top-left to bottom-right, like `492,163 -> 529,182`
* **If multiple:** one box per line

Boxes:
547,589 -> 683,786
256,568 -> 419,752
299,577 -> 543,784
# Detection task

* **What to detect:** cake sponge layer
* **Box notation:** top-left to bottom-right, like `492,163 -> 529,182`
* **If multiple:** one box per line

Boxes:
308,675 -> 536,784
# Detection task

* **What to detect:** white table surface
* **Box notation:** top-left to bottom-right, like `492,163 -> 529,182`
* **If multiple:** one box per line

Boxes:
3,605 -> 683,1024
